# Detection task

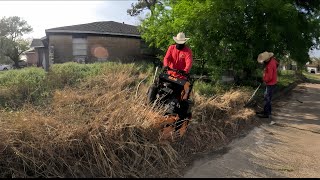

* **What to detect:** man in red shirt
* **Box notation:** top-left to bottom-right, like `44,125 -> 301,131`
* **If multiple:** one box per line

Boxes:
163,32 -> 193,80
256,51 -> 279,124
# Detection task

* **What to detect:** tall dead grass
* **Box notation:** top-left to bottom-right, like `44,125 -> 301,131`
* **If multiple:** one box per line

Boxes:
0,65 -> 255,177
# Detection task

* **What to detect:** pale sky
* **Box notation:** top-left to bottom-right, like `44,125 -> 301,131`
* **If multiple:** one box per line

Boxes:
0,0 -> 144,39
310,49 -> 320,58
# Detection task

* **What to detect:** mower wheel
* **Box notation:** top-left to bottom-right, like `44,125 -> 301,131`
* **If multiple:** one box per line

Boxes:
147,84 -> 158,104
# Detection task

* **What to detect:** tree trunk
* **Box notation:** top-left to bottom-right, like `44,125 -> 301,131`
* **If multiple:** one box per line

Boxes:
200,59 -> 206,75
13,58 -> 20,69
295,64 -> 303,75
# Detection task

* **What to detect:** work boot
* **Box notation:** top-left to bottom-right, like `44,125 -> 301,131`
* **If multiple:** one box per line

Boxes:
258,114 -> 276,125
268,115 -> 276,125
257,114 -> 269,118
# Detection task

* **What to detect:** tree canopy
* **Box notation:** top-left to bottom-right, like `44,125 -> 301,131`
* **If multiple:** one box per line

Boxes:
139,0 -> 320,77
0,16 -> 32,67
127,0 -> 162,16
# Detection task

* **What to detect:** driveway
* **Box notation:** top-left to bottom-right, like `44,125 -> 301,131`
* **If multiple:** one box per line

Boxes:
184,83 -> 320,178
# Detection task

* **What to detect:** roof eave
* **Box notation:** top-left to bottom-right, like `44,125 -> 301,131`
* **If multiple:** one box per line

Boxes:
31,45 -> 45,48
25,51 -> 36,54
24,48 -> 36,53
45,30 -> 141,38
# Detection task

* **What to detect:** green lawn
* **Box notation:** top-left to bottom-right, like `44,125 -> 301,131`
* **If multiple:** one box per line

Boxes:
277,70 -> 297,87
303,72 -> 320,83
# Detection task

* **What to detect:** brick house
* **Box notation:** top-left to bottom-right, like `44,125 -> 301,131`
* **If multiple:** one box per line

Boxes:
306,58 -> 320,74
28,21 -> 155,70
26,38 -> 48,67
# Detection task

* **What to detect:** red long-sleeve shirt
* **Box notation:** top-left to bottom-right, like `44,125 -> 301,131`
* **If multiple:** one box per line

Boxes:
263,57 -> 278,85
163,44 -> 193,79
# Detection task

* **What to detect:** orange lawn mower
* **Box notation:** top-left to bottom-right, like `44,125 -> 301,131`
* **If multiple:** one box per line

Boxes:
147,66 -> 194,141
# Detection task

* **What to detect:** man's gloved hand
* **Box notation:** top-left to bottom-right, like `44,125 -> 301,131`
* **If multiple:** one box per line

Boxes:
177,69 -> 186,75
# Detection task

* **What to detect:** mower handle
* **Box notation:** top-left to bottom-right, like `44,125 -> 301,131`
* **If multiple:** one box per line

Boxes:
163,66 -> 189,77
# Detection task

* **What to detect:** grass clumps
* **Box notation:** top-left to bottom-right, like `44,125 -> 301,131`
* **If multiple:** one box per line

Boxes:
0,62 -> 255,178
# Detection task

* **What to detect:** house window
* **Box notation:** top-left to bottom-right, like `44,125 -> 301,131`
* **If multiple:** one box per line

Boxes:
73,38 -> 87,56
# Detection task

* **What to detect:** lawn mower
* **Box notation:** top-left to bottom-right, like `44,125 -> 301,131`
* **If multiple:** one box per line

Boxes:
147,66 -> 194,141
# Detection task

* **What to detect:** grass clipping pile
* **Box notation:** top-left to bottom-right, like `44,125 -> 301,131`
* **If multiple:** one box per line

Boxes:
0,67 -> 254,178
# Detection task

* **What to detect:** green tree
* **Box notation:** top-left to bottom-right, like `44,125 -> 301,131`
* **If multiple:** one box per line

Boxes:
0,16 -> 32,68
127,0 -> 163,16
140,0 -> 320,78
0,54 -> 12,64
139,1 -> 175,51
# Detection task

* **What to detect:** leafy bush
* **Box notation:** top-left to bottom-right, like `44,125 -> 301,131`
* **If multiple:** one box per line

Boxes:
193,81 -> 215,96
277,70 -> 298,88
193,80 -> 232,97
46,62 -> 105,88
0,62 -> 153,109
0,67 -> 47,107
1,61 -> 298,109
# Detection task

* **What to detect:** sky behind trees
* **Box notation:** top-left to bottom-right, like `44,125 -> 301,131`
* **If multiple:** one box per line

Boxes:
0,0 -> 319,57
0,1 -> 142,38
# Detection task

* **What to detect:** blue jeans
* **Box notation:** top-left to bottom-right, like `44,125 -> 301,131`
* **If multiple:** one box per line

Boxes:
264,85 -> 276,116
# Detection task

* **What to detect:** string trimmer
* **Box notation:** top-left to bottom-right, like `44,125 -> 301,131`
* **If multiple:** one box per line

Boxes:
244,83 -> 262,108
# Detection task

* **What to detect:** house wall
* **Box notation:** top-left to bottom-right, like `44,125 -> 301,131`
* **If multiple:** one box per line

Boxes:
47,34 -> 142,64
36,47 -> 49,70
307,67 -> 317,73
280,64 -> 297,71
26,52 -> 38,66
87,36 -> 141,63
48,35 -> 73,63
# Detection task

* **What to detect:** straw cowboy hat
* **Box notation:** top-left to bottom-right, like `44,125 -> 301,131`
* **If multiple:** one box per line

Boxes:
257,51 -> 274,64
173,32 -> 190,44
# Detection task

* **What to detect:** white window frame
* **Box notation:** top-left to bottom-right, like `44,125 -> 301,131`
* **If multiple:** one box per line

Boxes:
73,38 -> 87,56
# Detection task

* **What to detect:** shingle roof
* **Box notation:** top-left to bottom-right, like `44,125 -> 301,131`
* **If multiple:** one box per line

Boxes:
306,64 -> 319,68
30,39 -> 44,47
24,48 -> 35,54
45,21 -> 140,37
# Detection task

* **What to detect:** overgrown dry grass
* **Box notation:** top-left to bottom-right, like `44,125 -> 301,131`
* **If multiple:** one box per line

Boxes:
0,65 -> 255,178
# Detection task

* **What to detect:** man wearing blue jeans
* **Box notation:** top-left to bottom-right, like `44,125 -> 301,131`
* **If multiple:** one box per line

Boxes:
256,51 -> 279,125
264,85 -> 276,118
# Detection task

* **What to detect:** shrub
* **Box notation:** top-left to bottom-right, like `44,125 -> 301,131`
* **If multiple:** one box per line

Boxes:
193,80 -> 234,97
0,67 -> 47,107
0,62 -> 155,109
46,62 -> 105,88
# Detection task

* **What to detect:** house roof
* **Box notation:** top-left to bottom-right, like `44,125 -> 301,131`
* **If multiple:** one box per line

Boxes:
306,58 -> 320,67
306,64 -> 319,68
30,39 -> 44,47
45,21 -> 140,37
24,48 -> 35,54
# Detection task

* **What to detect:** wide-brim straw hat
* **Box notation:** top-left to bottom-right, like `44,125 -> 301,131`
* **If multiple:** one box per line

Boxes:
173,32 -> 190,44
257,51 -> 274,63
